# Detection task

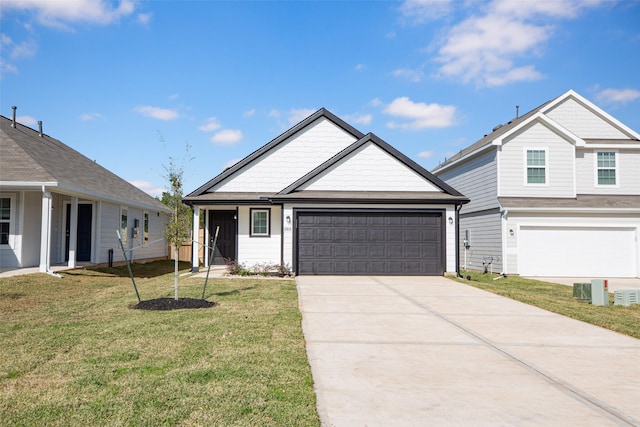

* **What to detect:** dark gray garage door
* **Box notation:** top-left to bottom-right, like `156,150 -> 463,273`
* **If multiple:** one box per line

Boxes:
296,211 -> 444,275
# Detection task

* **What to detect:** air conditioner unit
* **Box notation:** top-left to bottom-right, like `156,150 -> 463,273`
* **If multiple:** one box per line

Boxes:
572,283 -> 591,302
614,290 -> 640,307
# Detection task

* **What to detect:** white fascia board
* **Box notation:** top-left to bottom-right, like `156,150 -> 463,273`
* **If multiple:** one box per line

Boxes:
55,183 -> 170,213
0,181 -> 59,189
583,143 -> 640,149
432,143 -> 494,174
547,90 -> 640,140
494,112 -> 585,147
505,207 -> 640,214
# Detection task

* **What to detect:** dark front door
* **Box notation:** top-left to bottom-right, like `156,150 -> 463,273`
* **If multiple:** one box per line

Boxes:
296,210 -> 444,275
208,210 -> 236,265
65,204 -> 93,262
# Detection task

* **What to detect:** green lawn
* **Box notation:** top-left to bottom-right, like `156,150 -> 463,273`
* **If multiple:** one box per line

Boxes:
457,270 -> 640,339
0,261 -> 320,427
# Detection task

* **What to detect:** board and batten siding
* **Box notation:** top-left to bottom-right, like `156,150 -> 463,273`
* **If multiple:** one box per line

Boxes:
300,143 -> 441,192
237,205 -> 282,267
437,150 -> 498,214
545,97 -> 631,139
459,209 -> 503,273
499,121 -> 575,198
576,149 -> 640,195
211,118 -> 358,193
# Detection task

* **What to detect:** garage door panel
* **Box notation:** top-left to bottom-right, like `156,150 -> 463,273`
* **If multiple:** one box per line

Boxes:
519,227 -> 636,277
297,211 -> 444,275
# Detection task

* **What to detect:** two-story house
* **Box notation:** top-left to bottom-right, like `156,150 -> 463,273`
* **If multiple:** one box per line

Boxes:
432,90 -> 640,278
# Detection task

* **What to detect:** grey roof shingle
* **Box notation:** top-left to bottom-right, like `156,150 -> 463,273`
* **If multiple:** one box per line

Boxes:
0,116 -> 168,212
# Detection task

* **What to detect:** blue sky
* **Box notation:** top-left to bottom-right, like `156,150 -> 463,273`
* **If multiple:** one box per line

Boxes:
2,0 -> 639,197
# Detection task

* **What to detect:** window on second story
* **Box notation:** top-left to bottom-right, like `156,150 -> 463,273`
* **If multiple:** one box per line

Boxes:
250,208 -> 270,237
526,149 -> 546,184
596,151 -> 617,186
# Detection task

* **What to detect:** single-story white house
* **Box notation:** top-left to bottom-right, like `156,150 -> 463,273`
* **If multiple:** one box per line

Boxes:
183,108 -> 469,275
0,109 -> 169,274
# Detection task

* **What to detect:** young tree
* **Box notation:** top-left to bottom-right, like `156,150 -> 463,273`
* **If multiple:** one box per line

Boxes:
162,149 -> 192,300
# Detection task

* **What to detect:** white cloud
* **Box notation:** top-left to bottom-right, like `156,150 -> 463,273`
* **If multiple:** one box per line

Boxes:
288,108 -> 316,125
1,34 -> 12,46
134,105 -> 179,120
198,117 -> 221,132
168,93 -> 179,100
368,98 -> 383,107
10,39 -> 38,59
137,12 -> 152,26
596,88 -> 640,104
17,115 -> 37,126
0,59 -> 18,77
268,109 -> 281,119
384,97 -> 456,129
418,150 -> 434,158
399,0 -> 453,24
431,0 -> 604,87
80,112 -> 103,121
130,180 -> 164,198
345,113 -> 372,126
1,0 -> 136,28
354,63 -> 366,71
392,67 -> 424,82
211,129 -> 243,145
243,108 -> 256,117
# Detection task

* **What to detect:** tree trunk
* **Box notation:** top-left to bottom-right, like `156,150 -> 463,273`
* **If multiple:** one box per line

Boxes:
174,247 -> 179,300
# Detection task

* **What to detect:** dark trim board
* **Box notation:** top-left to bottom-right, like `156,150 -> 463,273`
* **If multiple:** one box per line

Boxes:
294,208 -> 446,276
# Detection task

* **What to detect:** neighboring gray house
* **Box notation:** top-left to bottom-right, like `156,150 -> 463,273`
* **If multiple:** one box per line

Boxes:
184,108 -> 469,276
0,111 -> 169,273
432,90 -> 640,278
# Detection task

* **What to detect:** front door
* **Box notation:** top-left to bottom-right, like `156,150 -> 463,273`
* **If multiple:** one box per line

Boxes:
208,210 -> 236,265
65,204 -> 93,262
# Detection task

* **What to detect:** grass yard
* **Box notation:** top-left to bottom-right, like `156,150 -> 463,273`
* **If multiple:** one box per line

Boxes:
457,270 -> 640,340
0,261 -> 320,427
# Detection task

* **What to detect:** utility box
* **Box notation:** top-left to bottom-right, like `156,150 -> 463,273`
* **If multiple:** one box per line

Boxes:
614,290 -> 640,307
591,279 -> 609,306
573,283 -> 591,302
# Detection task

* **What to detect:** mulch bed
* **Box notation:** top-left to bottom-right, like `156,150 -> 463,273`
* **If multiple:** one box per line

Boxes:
130,298 -> 217,311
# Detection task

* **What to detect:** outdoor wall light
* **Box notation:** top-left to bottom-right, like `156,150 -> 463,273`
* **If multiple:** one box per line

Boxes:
509,229 -> 514,236
448,216 -> 453,224
286,215 -> 291,224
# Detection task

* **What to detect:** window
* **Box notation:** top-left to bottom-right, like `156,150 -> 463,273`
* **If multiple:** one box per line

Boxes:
250,208 -> 270,237
120,207 -> 128,244
526,149 -> 546,184
0,197 -> 10,245
596,151 -> 617,185
143,212 -> 149,243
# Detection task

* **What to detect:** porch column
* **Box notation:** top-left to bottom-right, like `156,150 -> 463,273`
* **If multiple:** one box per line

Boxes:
67,197 -> 78,268
191,207 -> 200,272
38,189 -> 52,273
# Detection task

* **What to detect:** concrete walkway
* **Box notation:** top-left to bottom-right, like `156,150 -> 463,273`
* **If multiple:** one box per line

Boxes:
296,275 -> 640,427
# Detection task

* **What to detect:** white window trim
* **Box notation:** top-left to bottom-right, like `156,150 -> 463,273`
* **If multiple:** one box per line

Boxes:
250,208 -> 270,237
594,150 -> 620,188
524,147 -> 549,186
0,194 -> 16,248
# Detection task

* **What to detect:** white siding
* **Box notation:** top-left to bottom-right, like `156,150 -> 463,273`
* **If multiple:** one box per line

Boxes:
22,192 -> 41,267
576,149 -> 640,195
98,202 -> 123,262
212,118 -> 358,192
300,143 -> 441,192
459,209 -> 503,273
437,150 -> 498,214
237,205 -> 282,267
499,121 -> 575,198
546,97 -> 630,139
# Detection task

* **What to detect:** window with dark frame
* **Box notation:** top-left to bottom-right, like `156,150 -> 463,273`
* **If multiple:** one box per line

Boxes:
250,208 -> 270,237
0,198 -> 10,245
144,212 -> 149,243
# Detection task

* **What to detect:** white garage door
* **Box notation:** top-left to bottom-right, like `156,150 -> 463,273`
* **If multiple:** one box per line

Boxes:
519,226 -> 636,277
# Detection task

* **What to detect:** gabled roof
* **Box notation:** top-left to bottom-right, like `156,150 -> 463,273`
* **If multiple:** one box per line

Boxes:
431,89 -> 640,174
279,132 -> 465,198
0,116 -> 168,212
187,108 -> 365,197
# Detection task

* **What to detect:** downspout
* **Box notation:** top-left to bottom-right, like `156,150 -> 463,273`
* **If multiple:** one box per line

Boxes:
456,203 -> 462,278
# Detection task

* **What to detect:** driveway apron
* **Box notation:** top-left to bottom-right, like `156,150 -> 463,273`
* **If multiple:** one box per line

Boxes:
296,275 -> 640,427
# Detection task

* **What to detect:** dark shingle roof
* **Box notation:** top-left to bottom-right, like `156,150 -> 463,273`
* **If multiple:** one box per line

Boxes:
0,116 -> 168,212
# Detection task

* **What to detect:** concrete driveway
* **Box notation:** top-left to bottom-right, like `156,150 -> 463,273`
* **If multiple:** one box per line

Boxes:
296,275 -> 640,427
